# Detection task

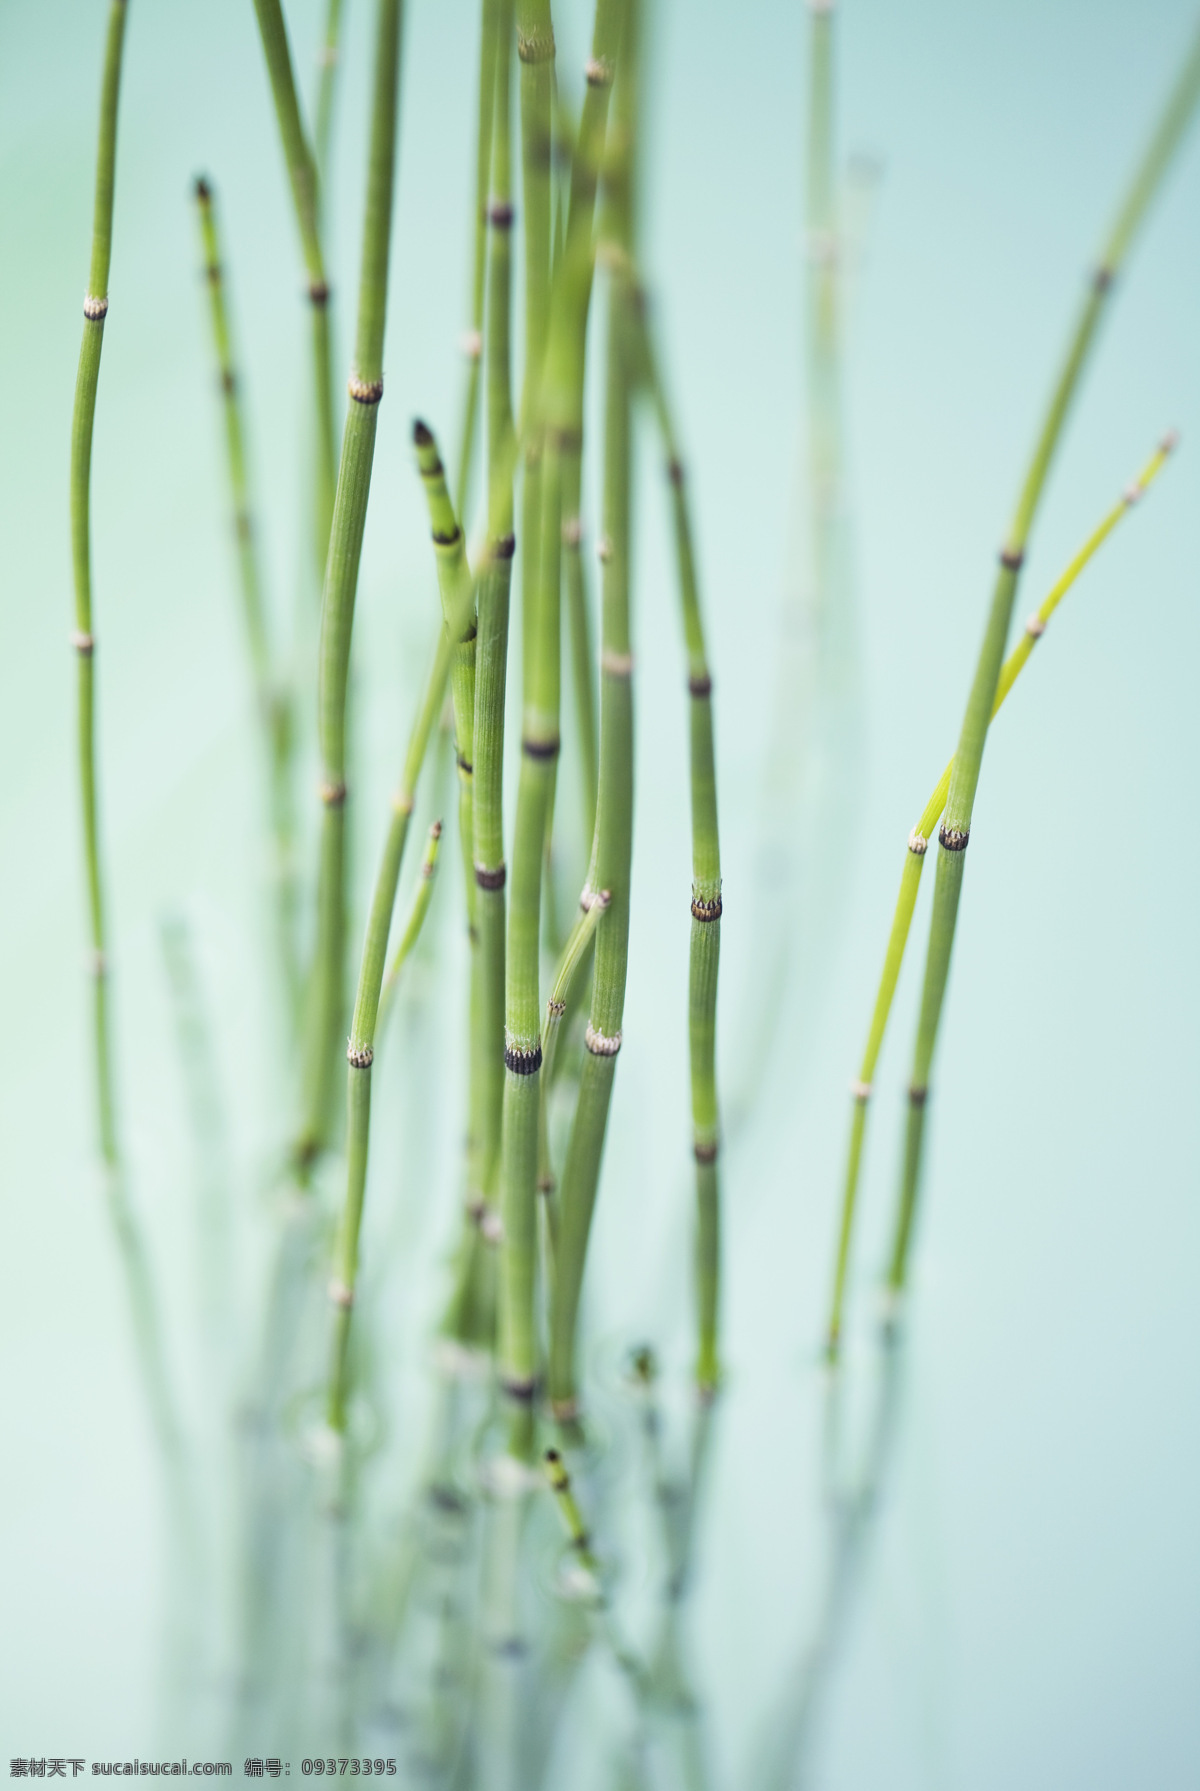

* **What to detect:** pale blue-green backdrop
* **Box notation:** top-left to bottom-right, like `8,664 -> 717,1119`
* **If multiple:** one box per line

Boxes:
1,1 -> 1197,1784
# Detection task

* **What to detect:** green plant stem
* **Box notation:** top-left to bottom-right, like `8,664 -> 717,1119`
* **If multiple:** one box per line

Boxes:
69,0 -> 193,1489
193,176 -> 300,1018
251,0 -> 337,572
328,424 -> 478,1433
314,0 -> 344,190
824,434 -> 1177,1355
499,0 -> 627,1432
632,319 -> 723,1393
454,0 -> 502,521
888,32 -> 1200,1304
443,0 -> 516,1356
377,819 -> 443,1040
545,0 -> 637,1422
298,0 -> 404,1165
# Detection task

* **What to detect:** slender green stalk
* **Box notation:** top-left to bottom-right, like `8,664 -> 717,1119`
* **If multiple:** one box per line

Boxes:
441,3 -> 516,1356
193,176 -> 300,1017
499,0 -> 627,1435
376,819 -> 443,1039
824,434 -> 1177,1355
632,321 -> 723,1393
70,0 -> 190,1482
546,0 -> 637,1422
536,889 -> 609,1267
888,31 -> 1200,1305
251,0 -> 337,572
314,0 -> 344,190
298,0 -> 404,1165
454,0 -> 502,522
328,423 -> 478,1432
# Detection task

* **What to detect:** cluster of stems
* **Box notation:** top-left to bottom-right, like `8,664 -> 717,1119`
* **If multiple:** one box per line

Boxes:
826,434 -> 1178,1357
828,20 -> 1200,1349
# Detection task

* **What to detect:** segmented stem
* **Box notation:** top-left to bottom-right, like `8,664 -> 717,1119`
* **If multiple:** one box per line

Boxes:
499,0 -> 627,1427
70,0 -> 189,1474
377,819 -> 444,1040
454,0 -> 502,520
250,0 -> 337,570
193,176 -> 299,1015
328,424 -> 477,1432
298,0 -> 404,1164
888,30 -> 1200,1305
826,435 -> 1177,1354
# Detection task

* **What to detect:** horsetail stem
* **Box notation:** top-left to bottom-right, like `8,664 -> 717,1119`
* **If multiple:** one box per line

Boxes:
536,888 -> 610,1224
192,175 -> 299,1016
314,0 -> 345,190
826,432 -> 1178,1358
250,0 -> 337,570
542,1448 -> 601,1597
452,0 -> 501,522
298,0 -> 404,1166
499,0 -> 627,1431
376,819 -> 444,1040
71,0 -> 190,1473
473,0 -> 516,1201
887,31 -> 1200,1308
414,426 -> 477,929
328,423 -> 477,1433
636,337 -> 723,1393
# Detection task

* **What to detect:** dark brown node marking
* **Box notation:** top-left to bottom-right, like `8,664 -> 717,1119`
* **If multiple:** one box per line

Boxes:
908,1084 -> 928,1108
412,419 -> 434,448
667,457 -> 685,487
694,1139 -> 719,1165
550,424 -> 583,453
235,511 -> 252,541
938,823 -> 969,852
688,671 -> 712,698
586,55 -> 614,86
308,279 -> 330,307
419,458 -> 445,481
500,1375 -> 537,1404
347,1042 -> 374,1069
475,863 -> 506,891
504,1043 -> 543,1075
494,532 -> 517,560
1092,264 -> 1114,294
193,176 -> 212,204
71,630 -> 95,656
433,525 -> 462,546
348,374 -> 384,405
83,294 -> 109,321
487,201 -> 514,229
221,369 -> 236,396
999,546 -> 1024,571
456,751 -> 474,775
691,893 -> 723,922
522,735 -> 559,761
320,779 -> 348,808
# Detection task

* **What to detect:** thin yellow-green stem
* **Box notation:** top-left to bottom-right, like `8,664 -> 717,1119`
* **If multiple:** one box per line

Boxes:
825,433 -> 1178,1356
377,819 -> 444,1040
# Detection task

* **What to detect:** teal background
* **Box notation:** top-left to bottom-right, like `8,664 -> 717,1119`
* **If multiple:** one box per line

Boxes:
1,0 -> 1198,1782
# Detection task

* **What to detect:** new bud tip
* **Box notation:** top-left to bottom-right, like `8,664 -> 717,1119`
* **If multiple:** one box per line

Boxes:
412,419 -> 434,447
430,819 -> 443,838
193,175 -> 211,203
1161,427 -> 1181,454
